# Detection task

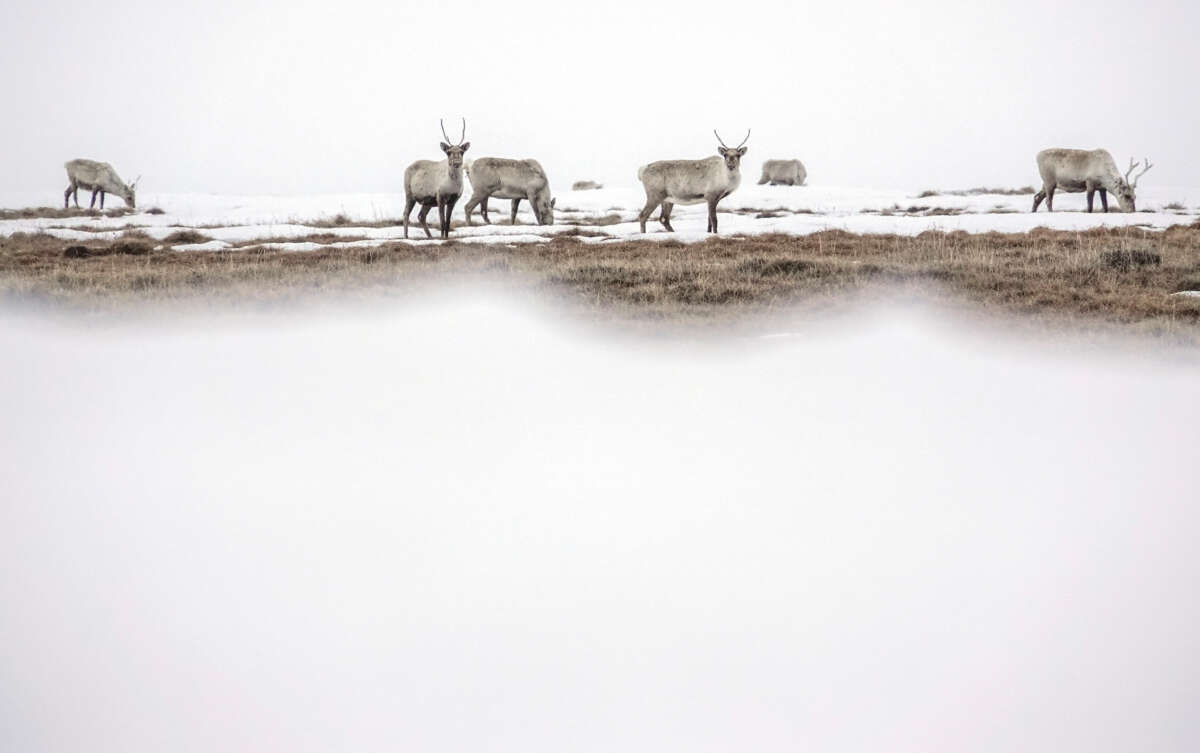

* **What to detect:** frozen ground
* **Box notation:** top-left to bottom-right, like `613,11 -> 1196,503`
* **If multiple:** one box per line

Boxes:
1,297 -> 1198,753
2,182 -> 1197,251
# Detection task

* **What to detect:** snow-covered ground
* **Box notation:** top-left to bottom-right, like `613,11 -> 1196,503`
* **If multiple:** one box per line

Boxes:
2,183 -> 1197,251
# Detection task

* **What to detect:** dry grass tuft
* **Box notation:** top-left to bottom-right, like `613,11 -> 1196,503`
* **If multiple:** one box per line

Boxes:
1099,247 -> 1162,271
918,187 -> 1037,198
163,230 -> 212,244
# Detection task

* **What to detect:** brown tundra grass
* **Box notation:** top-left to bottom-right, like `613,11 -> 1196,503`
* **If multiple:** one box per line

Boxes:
2,225 -> 1199,340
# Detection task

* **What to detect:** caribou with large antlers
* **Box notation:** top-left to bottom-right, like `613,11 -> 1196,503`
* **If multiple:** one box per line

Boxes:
403,119 -> 470,239
64,159 -> 139,210
636,129 -> 749,234
1032,148 -> 1152,213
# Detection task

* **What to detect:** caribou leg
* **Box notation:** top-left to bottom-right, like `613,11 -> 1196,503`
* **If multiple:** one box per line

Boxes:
706,196 -> 720,233
417,204 -> 433,239
480,196 -> 491,224
1032,190 -> 1046,213
89,189 -> 99,209
510,199 -> 521,225
403,195 -> 416,238
1046,186 -> 1055,212
1100,189 -> 1109,212
637,194 -> 662,233
1086,188 -> 1095,213
64,183 -> 74,209
659,201 -> 675,232
443,194 -> 459,239
463,192 -> 482,226
437,197 -> 447,238
99,191 -> 105,210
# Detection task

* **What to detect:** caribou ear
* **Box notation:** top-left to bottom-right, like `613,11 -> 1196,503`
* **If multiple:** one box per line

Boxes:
736,147 -> 748,157
440,142 -> 451,153
717,147 -> 728,156
460,142 -> 470,152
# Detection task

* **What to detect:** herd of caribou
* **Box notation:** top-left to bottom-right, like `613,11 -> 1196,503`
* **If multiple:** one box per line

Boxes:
62,119 -> 1154,239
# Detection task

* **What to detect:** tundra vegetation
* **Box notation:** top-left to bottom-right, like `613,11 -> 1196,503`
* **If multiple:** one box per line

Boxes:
917,187 -> 1037,198
3,223 -> 1199,343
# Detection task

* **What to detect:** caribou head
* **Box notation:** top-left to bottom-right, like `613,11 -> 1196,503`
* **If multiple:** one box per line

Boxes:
714,129 -> 750,171
1119,157 -> 1153,212
124,175 -> 140,209
440,118 -> 470,170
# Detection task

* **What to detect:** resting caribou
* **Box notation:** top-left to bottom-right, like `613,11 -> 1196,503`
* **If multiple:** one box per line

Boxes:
636,129 -> 749,234
1032,149 -> 1152,213
758,159 -> 806,186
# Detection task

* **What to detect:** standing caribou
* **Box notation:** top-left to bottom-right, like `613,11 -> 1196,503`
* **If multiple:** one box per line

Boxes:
758,159 -> 806,186
64,159 -> 139,210
636,129 -> 749,234
1032,149 -> 1152,213
403,119 -> 470,239
463,158 -> 556,226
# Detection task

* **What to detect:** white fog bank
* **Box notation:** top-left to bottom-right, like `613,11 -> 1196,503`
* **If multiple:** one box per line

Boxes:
1,299 -> 1198,753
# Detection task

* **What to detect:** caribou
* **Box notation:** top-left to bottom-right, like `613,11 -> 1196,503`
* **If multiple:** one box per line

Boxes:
636,129 -> 749,234
403,119 -> 470,239
64,159 -> 139,210
1032,149 -> 1152,213
463,158 -> 556,226
758,159 -> 806,186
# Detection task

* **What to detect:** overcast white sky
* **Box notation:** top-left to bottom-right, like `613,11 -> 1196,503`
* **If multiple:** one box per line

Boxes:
2,0 -> 1197,193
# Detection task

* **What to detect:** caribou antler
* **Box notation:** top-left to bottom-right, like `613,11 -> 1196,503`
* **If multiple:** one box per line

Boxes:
714,128 -> 751,149
1130,157 -> 1153,188
441,118 -> 467,146
131,175 -> 142,189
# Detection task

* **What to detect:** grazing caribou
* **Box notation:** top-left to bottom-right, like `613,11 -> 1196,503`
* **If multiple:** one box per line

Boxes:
403,119 -> 470,239
636,129 -> 749,234
463,158 -> 556,226
758,159 -> 806,186
1032,149 -> 1152,213
64,159 -> 139,210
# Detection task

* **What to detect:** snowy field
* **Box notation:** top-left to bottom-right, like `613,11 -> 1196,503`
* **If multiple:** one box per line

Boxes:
2,182 -> 1198,252
2,297 -> 1199,753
